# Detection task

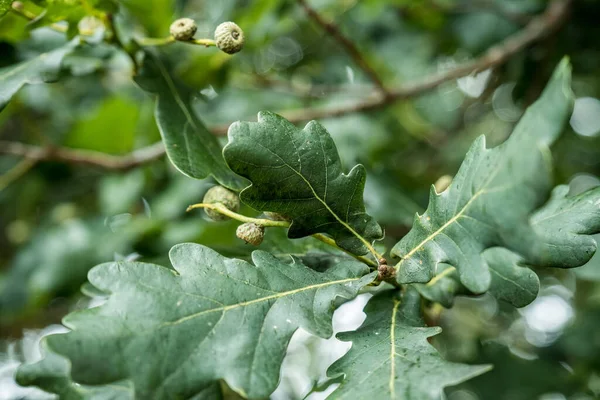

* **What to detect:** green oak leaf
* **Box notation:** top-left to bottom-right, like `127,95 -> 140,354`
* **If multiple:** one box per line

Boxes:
414,249 -> 539,308
134,53 -> 245,190
413,263 -> 465,308
530,184 -> 600,267
391,58 -> 574,293
327,288 -> 491,399
17,340 -> 136,399
414,183 -> 600,308
17,243 -> 374,399
223,111 -> 383,255
485,248 -> 539,308
0,40 -> 77,111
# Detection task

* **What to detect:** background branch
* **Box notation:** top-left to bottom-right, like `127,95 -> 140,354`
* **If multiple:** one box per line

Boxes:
0,141 -> 165,170
0,0 -> 571,169
297,0 -> 390,96
273,0 -> 571,124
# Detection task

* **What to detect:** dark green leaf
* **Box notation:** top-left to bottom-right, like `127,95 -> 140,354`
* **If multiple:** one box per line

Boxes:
223,111 -> 383,255
530,184 -> 600,268
17,341 -> 135,399
18,243 -> 374,399
414,248 -> 540,308
134,53 -> 246,190
485,248 -> 539,308
327,288 -> 491,399
392,59 -> 574,293
0,40 -> 77,111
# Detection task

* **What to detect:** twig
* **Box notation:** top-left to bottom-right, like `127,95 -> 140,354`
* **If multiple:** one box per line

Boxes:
0,141 -> 165,170
271,0 -> 571,125
0,157 -> 37,191
0,1 -> 571,168
297,0 -> 390,96
136,37 -> 216,47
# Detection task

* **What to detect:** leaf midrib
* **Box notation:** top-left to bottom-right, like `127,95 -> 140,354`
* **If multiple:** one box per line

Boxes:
254,141 -> 372,253
164,276 -> 361,327
396,178 -> 518,267
389,299 -> 401,399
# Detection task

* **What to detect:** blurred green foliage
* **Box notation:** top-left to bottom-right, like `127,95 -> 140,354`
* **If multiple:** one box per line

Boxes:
1,0 -> 600,399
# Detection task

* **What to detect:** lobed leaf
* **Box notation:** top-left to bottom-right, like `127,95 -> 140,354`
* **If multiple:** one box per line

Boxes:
17,243 -> 374,399
134,53 -> 246,190
414,183 -> 600,308
530,184 -> 600,267
392,58 -> 574,293
485,248 -> 539,308
224,111 -> 383,255
327,288 -> 490,399
413,263 -> 465,308
17,341 -> 136,400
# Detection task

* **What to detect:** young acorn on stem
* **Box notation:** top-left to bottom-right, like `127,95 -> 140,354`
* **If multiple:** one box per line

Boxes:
170,18 -> 197,41
214,22 -> 245,54
202,185 -> 240,221
236,223 -> 265,246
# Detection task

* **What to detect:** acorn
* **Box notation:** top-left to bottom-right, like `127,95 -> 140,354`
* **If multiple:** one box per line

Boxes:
236,223 -> 265,246
214,22 -> 245,54
170,18 -> 197,41
202,186 -> 240,221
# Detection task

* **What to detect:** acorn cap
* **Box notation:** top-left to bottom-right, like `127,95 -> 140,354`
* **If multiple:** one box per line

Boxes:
170,18 -> 197,41
214,22 -> 245,54
236,223 -> 265,246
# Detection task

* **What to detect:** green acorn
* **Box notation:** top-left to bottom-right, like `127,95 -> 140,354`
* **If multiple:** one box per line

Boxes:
202,186 -> 240,221
170,18 -> 197,41
236,223 -> 265,246
214,22 -> 245,54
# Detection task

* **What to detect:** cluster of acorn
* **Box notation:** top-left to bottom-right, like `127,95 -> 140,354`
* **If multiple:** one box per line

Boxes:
202,186 -> 268,246
170,18 -> 245,54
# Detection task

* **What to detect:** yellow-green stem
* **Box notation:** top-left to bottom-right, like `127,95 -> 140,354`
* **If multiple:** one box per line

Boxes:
137,37 -> 216,47
186,203 -> 289,227
187,203 -> 379,268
